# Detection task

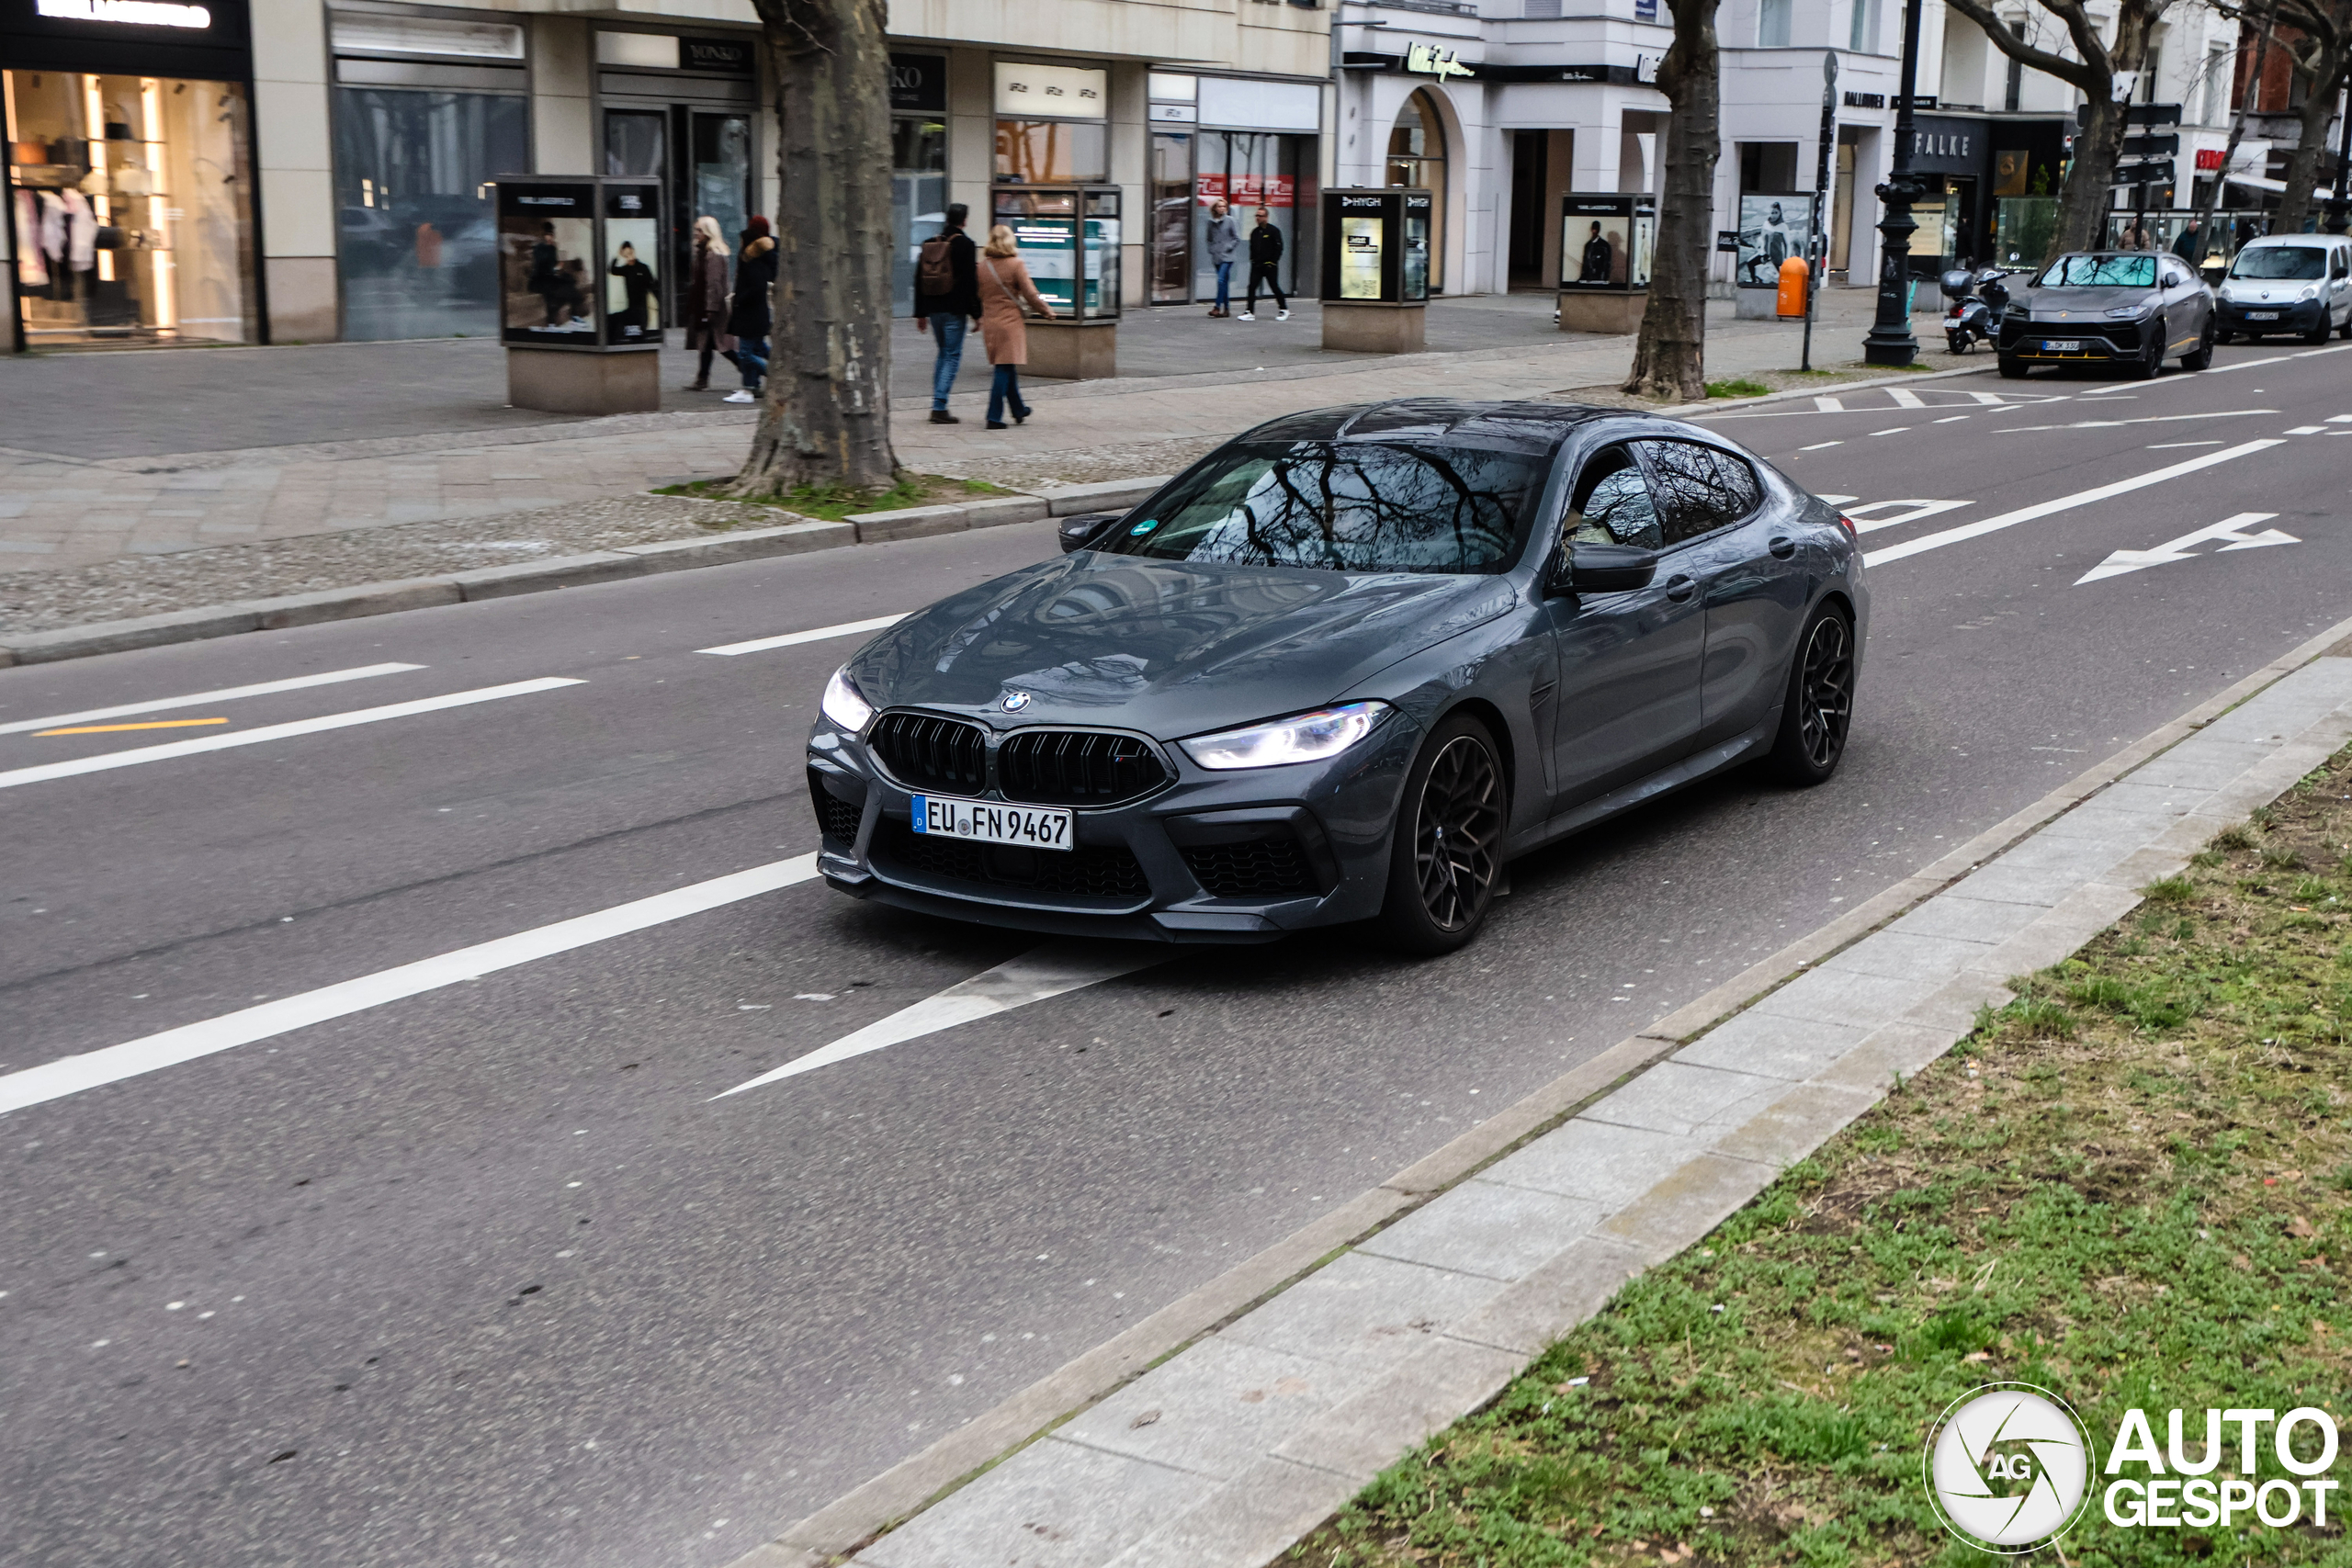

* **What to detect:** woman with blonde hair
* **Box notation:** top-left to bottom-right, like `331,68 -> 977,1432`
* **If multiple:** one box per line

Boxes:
683,214 -> 735,391
976,222 -> 1057,429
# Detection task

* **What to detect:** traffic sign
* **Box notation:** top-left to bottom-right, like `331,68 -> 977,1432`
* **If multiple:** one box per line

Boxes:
2110,161 -> 2175,186
2077,102 -> 2182,127
2122,133 -> 2179,157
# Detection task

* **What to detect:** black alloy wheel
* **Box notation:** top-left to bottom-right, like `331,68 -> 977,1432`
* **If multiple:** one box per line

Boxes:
1377,715 -> 1508,954
2128,320 -> 2165,379
2182,314 -> 2214,372
1997,354 -> 2029,378
1768,605 -> 1857,785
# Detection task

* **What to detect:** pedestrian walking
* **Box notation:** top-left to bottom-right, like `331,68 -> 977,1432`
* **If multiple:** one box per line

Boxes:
1237,207 -> 1288,321
911,202 -> 980,424
723,216 -> 775,404
682,215 -> 734,391
977,222 -> 1055,430
1204,200 -> 1240,317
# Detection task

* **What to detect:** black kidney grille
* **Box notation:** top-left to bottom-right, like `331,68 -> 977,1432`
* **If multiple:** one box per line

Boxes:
1182,835 -> 1318,897
874,818 -> 1150,900
808,772 -> 865,845
998,730 -> 1170,807
868,711 -> 987,795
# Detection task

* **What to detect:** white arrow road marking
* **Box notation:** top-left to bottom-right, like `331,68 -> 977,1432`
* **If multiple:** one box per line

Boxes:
0,854 -> 822,1118
699,614 -> 908,657
2075,513 -> 2299,584
0,677 -> 584,791
714,941 -> 1168,1098
1842,499 -> 1973,534
0,662 -> 425,738
1864,440 -> 2286,568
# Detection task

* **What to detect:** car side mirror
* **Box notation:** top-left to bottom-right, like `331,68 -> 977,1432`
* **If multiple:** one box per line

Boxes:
1058,513 -> 1122,554
1552,542 -> 1658,595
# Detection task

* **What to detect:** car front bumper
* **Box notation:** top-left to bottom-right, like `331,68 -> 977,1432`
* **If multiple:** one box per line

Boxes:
2217,298 -> 2324,333
805,712 -> 1422,942
1998,319 -> 2151,361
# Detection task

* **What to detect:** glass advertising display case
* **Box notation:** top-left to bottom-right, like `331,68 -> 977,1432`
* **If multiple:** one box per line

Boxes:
494,176 -> 664,349
1319,186 -> 1430,304
991,186 -> 1121,320
1558,192 -> 1654,335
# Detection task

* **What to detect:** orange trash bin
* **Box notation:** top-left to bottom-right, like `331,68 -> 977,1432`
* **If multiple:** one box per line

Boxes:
1777,254 -> 1809,319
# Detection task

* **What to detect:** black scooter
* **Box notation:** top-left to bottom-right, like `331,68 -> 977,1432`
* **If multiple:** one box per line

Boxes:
1940,266 -> 2012,355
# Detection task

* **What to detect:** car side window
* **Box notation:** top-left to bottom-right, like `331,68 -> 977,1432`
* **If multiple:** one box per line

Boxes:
1634,440 -> 1741,546
1705,448 -> 1765,520
1565,446 -> 1663,550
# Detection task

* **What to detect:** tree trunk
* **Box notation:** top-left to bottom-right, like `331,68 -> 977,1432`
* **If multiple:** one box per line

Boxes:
1624,0 -> 1722,401
2059,91 -> 2131,251
733,0 -> 897,496
2272,44 -> 2348,234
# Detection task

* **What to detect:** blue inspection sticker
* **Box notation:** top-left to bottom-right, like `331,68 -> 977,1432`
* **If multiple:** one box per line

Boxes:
1129,518 -> 1159,536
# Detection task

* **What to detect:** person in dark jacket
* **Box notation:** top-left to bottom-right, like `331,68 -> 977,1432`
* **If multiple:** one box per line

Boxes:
683,214 -> 734,390
606,241 -> 657,337
911,203 -> 981,424
1204,200 -> 1241,316
723,217 -> 775,403
1238,207 -> 1288,321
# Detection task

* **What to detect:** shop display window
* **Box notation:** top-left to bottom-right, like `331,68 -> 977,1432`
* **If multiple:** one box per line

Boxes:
333,86 -> 526,342
6,69 -> 255,346
995,119 -> 1105,185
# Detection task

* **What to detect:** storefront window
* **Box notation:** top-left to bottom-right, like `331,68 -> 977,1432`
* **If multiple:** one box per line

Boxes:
892,114 -> 946,316
333,86 -> 526,341
995,119 -> 1106,184
6,70 -> 255,346
1190,130 -> 1315,304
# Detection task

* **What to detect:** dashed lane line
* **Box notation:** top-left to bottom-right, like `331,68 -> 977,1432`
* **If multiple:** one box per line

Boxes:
0,661 -> 424,738
1863,439 -> 2286,568
0,677 -> 583,791
0,854 -> 821,1119
698,615 -> 909,657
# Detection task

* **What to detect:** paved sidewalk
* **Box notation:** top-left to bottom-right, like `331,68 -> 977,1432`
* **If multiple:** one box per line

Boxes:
0,291 -> 1894,577
730,634 -> 2352,1568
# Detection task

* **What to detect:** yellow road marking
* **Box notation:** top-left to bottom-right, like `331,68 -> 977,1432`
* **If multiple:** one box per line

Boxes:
35,717 -> 231,737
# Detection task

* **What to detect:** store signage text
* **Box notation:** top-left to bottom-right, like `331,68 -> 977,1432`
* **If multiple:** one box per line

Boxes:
993,61 -> 1109,119
1406,42 -> 1474,80
35,0 -> 211,27
1911,129 -> 1973,160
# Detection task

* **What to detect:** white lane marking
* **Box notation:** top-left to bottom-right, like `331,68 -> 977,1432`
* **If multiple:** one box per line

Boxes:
1798,441 -> 1843,451
1813,395 -> 1845,412
2211,354 -> 2295,373
1964,391 -> 2013,405
2329,414 -> 2352,423
1871,426 -> 1911,436
714,941 -> 1167,1098
2147,440 -> 2224,449
1887,389 -> 1927,409
0,663 -> 424,738
1864,440 -> 2286,568
1843,499 -> 1973,534
1815,493 -> 1860,506
2286,424 -> 2326,434
0,855 -> 821,1117
1998,409 -> 2274,433
1933,414 -> 1970,423
2076,513 -> 2297,584
0,677 -> 582,791
699,615 -> 908,657
2296,344 -> 2352,357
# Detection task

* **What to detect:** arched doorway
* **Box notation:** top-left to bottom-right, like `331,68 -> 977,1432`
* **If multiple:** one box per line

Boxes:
1386,90 -> 1447,292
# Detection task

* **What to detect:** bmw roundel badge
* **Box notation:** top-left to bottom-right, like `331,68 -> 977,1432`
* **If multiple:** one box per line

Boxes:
1001,692 -> 1032,713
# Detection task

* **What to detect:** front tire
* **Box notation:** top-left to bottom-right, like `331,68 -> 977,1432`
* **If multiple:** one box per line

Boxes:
2127,322 -> 2163,379
1997,355 -> 2030,379
2308,315 -> 2335,345
1768,605 -> 1857,786
1375,714 -> 1508,955
2181,316 -> 2214,371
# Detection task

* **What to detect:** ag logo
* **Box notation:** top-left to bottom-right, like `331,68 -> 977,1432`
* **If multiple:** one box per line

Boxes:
1924,1383 -> 2096,1553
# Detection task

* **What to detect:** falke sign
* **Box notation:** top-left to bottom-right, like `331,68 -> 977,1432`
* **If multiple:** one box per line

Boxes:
1907,116 -> 1987,175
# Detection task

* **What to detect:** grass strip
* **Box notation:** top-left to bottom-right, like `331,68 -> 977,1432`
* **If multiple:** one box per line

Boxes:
653,472 -> 1008,521
1289,749 -> 2352,1567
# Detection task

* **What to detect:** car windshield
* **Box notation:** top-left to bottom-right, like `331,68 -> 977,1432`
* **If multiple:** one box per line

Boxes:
2037,254 -> 2156,288
2230,246 -> 2328,280
1096,440 -> 1550,575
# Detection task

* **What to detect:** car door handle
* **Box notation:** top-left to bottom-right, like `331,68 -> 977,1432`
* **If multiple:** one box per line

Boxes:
1768,536 -> 1798,559
1665,574 -> 1697,602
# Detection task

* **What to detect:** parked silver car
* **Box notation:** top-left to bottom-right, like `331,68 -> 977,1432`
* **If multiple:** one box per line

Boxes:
1996,251 -> 2215,379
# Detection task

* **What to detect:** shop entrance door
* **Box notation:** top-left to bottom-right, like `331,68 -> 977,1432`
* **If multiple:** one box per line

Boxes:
1149,130 -> 1192,304
603,106 -> 751,323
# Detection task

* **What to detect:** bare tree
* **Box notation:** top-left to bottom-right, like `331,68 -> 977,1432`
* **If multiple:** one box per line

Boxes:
733,0 -> 898,496
2184,5 -> 2277,263
1624,0 -> 1723,401
1944,0 -> 2183,255
2261,0 -> 2352,233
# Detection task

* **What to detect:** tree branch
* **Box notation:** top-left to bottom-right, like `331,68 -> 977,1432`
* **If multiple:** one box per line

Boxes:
1942,0 -> 2100,89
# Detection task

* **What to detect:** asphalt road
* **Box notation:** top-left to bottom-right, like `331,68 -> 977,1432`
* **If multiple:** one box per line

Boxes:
3,338 -> 2349,1568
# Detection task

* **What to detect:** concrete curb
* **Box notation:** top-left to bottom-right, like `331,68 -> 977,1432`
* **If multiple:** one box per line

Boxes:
0,478 -> 1171,670
723,605 -> 2352,1568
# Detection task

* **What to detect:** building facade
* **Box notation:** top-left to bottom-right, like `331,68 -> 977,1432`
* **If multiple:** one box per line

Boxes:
3,0 -> 1331,349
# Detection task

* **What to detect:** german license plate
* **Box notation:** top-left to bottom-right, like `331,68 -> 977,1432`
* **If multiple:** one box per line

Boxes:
911,795 -> 1072,851
2041,339 -> 2082,353
2246,311 -> 2279,321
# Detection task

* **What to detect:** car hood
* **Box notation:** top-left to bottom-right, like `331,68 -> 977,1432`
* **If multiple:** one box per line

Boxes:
845,553 -> 1520,738
2024,287 -> 2154,320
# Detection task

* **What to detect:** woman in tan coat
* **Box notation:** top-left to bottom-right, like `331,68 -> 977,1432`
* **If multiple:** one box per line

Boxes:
976,223 -> 1057,429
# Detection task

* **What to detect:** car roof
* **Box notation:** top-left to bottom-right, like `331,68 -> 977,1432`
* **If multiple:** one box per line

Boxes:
1241,399 -> 1620,457
2239,233 -> 2342,246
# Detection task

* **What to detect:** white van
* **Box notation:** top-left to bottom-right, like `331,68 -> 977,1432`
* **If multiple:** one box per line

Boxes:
2214,232 -> 2352,343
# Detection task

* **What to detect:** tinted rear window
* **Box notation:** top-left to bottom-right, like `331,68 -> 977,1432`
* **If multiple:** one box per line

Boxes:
2231,246 -> 2328,280
1097,441 -> 1550,575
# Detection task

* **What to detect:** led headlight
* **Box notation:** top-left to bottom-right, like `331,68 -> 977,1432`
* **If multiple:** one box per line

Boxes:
821,665 -> 875,733
2104,305 -> 2150,318
1180,702 -> 1389,771
2300,285 -> 2323,302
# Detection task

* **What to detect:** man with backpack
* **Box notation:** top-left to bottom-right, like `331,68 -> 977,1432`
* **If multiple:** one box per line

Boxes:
911,204 -> 980,424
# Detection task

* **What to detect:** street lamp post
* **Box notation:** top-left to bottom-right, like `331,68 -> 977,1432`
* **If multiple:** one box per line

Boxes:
1862,0 -> 1927,365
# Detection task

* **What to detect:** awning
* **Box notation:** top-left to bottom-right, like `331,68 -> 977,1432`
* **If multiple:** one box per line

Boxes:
2222,172 -> 2329,197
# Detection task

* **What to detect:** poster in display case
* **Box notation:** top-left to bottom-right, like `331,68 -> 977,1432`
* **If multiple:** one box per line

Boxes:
1560,193 -> 1655,292
1735,194 -> 1812,288
992,186 -> 1122,319
1318,188 -> 1430,303
494,177 -> 664,348
1339,214 -> 1383,299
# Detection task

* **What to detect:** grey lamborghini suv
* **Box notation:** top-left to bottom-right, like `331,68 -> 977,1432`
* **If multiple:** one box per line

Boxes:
807,399 -> 1866,953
